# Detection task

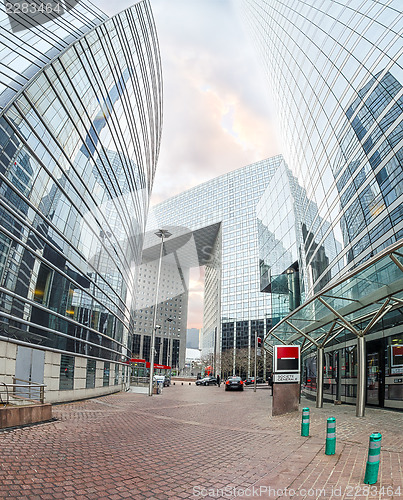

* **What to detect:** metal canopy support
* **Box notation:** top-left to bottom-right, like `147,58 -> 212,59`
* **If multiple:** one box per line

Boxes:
362,299 -> 391,335
284,320 -> 319,347
356,335 -> 366,417
390,253 -> 403,272
321,294 -> 360,302
318,297 -> 361,337
320,321 -> 338,348
316,346 -> 324,408
264,330 -> 287,351
326,329 -> 344,347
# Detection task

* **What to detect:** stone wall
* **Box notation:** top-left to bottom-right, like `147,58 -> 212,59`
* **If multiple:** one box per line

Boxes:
0,340 -> 129,404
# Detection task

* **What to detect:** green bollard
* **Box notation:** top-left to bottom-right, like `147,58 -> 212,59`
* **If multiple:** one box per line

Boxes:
301,407 -> 310,436
364,433 -> 382,484
325,417 -> 336,455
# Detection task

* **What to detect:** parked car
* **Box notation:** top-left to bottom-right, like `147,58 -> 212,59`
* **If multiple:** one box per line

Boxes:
225,376 -> 244,391
244,377 -> 264,385
195,376 -> 217,386
154,374 -> 171,387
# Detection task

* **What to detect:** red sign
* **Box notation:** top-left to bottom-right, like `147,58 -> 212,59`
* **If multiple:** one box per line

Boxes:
276,346 -> 299,359
130,359 -> 171,370
391,345 -> 403,367
274,345 -> 300,373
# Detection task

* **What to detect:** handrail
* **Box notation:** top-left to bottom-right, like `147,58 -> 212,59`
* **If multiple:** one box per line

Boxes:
0,382 -> 9,406
0,379 -> 47,406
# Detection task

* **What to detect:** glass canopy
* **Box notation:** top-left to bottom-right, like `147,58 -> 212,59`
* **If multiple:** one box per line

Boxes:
264,241 -> 403,352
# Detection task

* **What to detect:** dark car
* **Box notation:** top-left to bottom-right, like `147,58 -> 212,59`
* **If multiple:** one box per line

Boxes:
195,376 -> 217,386
244,377 -> 264,385
225,376 -> 244,391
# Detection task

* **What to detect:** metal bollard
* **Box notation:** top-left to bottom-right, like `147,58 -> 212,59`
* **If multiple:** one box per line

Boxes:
325,417 -> 336,455
301,407 -> 310,436
364,433 -> 382,484
181,382 -> 183,385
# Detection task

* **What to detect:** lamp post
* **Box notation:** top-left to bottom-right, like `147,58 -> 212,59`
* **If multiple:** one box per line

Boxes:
149,229 -> 172,396
166,317 -> 173,369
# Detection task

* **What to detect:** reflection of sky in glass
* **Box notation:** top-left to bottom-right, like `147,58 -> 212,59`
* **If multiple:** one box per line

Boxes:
243,0 -> 403,297
0,0 -> 107,111
0,2 -> 162,362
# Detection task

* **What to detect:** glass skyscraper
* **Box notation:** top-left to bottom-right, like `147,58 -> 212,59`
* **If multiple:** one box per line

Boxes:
141,157 -> 284,377
242,0 -> 402,296
243,0 -> 402,409
0,0 -> 162,401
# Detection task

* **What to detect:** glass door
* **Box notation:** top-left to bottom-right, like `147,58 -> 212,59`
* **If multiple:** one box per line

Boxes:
366,340 -> 385,407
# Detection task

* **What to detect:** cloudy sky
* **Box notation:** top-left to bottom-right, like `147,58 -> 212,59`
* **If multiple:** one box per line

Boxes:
97,0 -> 281,328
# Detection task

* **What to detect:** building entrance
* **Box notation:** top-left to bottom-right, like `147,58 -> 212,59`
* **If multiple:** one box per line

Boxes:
366,340 -> 385,407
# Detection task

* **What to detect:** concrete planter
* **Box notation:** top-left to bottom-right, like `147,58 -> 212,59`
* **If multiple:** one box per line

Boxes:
0,404 -> 52,429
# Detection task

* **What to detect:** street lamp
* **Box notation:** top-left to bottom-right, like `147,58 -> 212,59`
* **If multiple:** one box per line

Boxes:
149,229 -> 172,396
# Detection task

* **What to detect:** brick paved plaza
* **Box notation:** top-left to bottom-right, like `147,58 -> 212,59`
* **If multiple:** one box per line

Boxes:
0,384 -> 402,499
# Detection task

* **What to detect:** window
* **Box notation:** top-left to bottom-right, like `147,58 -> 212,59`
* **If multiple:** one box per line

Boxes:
60,354 -> 74,390
86,359 -> 96,389
103,362 -> 110,386
114,364 -> 119,385
34,263 -> 53,305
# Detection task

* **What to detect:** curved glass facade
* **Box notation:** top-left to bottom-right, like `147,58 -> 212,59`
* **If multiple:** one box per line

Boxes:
244,0 -> 403,409
0,0 -> 162,399
242,0 -> 403,296
0,0 -> 108,112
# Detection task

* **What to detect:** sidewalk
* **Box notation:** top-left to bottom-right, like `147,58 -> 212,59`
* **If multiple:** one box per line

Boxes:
0,384 -> 401,499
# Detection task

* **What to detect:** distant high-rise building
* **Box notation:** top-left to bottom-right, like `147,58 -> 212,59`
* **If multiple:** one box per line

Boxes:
132,251 -> 188,371
186,328 -> 200,349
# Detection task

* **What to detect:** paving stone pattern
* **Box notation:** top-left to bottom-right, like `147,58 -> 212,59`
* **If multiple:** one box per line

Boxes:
0,384 -> 401,499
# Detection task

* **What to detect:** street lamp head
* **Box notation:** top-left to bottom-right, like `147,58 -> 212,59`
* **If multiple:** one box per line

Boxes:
155,229 -> 172,239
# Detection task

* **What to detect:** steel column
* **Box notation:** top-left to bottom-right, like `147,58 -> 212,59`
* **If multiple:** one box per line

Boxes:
356,335 -> 366,417
316,346 -> 324,408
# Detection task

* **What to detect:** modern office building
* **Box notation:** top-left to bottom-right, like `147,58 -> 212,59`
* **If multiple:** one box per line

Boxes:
0,0 -> 162,402
137,157 -> 285,378
132,250 -> 188,373
243,0 -> 403,409
187,328 -> 200,349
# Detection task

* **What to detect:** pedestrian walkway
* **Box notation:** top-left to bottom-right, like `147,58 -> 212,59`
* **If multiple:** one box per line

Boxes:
0,384 -> 401,499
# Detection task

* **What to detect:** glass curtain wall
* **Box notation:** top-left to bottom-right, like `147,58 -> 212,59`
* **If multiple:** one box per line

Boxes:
0,1 -> 162,382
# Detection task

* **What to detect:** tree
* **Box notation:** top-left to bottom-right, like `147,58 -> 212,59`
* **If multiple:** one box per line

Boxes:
235,348 -> 249,378
220,349 -> 234,379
